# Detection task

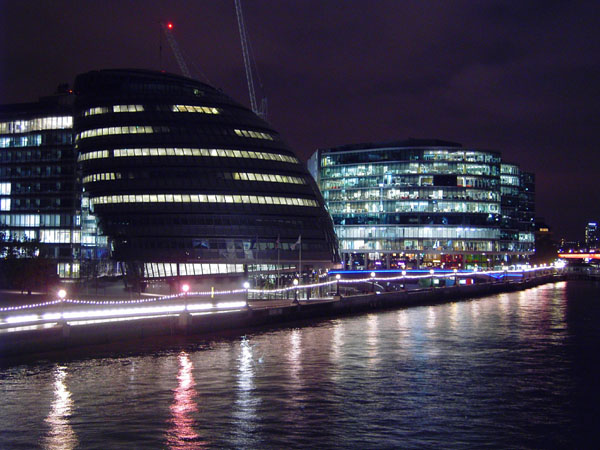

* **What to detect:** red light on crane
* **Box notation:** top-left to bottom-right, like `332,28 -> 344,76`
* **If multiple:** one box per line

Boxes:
167,22 -> 173,29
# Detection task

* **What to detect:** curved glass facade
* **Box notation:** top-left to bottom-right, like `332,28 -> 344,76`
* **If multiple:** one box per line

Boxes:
74,69 -> 338,279
310,139 -> 533,269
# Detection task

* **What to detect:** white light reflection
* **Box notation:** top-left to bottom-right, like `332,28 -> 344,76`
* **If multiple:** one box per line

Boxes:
44,366 -> 78,450
167,352 -> 203,449
288,329 -> 302,386
448,302 -> 458,332
397,310 -> 410,342
426,306 -> 436,329
233,337 -> 258,441
331,320 -> 344,363
366,314 -> 379,366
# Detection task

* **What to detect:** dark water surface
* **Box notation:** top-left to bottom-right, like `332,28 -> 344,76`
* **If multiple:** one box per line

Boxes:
1,281 -> 599,449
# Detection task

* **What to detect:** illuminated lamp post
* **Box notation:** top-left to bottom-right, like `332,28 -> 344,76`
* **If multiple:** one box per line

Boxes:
430,268 -> 435,288
453,268 -> 458,286
57,288 -> 67,301
370,271 -> 376,293
293,278 -> 299,303
181,282 -> 190,310
402,270 -> 407,290
335,274 -> 341,297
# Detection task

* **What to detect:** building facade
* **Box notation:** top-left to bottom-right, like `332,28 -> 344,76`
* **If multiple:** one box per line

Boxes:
0,90 -> 82,278
499,163 -> 535,260
585,222 -> 599,250
73,69 -> 338,282
309,139 -> 534,269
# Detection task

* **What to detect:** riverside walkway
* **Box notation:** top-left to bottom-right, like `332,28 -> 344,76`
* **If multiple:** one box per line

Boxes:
0,267 -> 561,358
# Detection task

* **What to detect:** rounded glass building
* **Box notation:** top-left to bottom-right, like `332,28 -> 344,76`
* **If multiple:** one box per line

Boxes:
73,69 -> 338,281
309,139 -> 505,269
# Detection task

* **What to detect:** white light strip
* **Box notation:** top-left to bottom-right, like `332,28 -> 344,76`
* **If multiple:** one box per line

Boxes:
0,301 -> 250,328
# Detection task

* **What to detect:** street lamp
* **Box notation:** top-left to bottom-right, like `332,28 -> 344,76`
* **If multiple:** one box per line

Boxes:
453,268 -> 458,286
57,288 -> 67,300
335,274 -> 341,297
293,278 -> 299,303
429,268 -> 435,288
181,283 -> 190,294
402,270 -> 406,290
370,271 -> 376,293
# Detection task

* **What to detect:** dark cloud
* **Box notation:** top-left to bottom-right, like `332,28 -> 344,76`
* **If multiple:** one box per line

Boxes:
1,0 -> 599,240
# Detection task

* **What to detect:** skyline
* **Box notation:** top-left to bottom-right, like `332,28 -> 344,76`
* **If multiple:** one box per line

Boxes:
1,0 -> 599,240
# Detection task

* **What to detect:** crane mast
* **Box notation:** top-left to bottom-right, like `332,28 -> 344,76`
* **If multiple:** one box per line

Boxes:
161,22 -> 192,79
234,0 -> 267,119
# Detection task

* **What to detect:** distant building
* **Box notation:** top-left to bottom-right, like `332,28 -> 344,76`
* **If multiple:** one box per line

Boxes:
585,222 -> 599,250
309,139 -> 534,269
531,217 -> 556,264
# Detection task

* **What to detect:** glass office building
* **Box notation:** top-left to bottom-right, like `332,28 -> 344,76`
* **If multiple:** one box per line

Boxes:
309,139 -> 534,269
0,90 -> 84,278
500,163 -> 535,259
74,69 -> 338,281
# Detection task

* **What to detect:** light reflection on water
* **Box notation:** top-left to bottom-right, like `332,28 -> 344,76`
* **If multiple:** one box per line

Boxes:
43,366 -> 77,450
1,281 -> 598,449
166,352 -> 203,449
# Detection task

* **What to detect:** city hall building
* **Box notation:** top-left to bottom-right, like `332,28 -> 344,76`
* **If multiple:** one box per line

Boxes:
74,69 -> 339,281
309,139 -> 534,270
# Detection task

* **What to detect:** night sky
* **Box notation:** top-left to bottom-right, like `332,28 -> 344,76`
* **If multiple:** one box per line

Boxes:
1,0 -> 599,241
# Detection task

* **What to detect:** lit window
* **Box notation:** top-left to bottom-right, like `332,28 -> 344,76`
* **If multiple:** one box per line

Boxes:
234,128 -> 275,141
229,172 -> 305,184
0,116 -> 72,134
76,126 -> 164,141
171,105 -> 221,114
88,147 -> 299,163
90,193 -> 318,208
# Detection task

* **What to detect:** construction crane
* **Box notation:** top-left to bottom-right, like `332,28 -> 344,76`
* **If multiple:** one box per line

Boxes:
160,22 -> 192,78
234,0 -> 267,119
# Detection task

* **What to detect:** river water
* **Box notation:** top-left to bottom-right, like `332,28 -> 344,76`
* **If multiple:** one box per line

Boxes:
1,281 -> 599,449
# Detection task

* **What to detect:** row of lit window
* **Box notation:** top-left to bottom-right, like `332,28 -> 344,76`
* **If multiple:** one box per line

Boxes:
231,172 -> 305,184
234,129 -> 274,140
321,150 -> 501,166
1,228 -> 80,244
82,172 -> 122,184
334,226 -> 500,240
0,116 -> 72,135
500,175 -> 520,186
0,213 -> 71,227
322,162 -> 496,178
82,104 -> 222,116
328,201 -> 499,214
172,105 -> 221,114
321,175 -> 498,190
76,126 -> 169,140
0,133 -> 72,148
91,194 -> 318,207
144,262 -> 244,278
339,238 -> 496,252
78,147 -> 299,163
84,105 -> 145,116
324,188 -> 498,202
